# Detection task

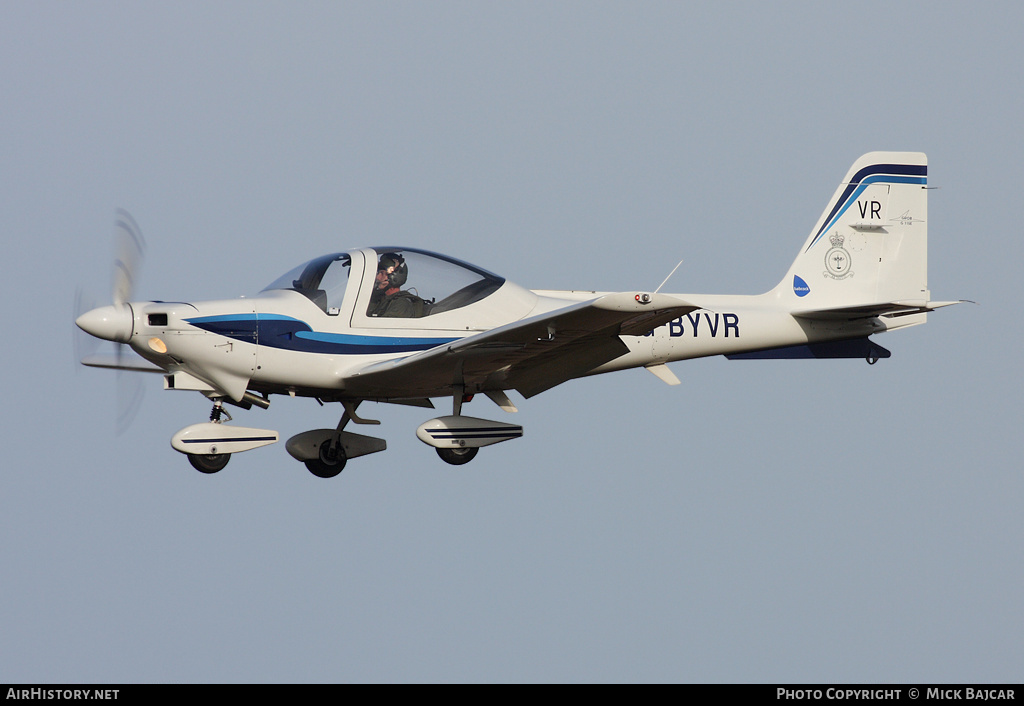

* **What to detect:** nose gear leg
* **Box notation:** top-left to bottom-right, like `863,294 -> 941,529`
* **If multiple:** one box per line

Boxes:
209,399 -> 232,424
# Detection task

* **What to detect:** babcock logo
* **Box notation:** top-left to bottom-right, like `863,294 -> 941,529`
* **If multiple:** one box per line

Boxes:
793,275 -> 810,297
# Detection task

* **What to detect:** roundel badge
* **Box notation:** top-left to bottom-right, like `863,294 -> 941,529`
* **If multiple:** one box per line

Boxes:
824,232 -> 853,280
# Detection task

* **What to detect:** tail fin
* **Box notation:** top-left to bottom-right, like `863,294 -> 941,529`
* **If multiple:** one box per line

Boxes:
777,152 -> 929,310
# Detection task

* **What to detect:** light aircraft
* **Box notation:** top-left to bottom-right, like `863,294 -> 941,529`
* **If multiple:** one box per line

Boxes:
76,152 -> 962,477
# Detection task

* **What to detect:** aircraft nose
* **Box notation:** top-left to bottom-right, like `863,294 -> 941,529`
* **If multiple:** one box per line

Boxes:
76,304 -> 134,343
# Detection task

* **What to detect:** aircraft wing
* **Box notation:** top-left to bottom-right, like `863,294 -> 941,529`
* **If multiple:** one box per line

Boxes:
345,292 -> 698,399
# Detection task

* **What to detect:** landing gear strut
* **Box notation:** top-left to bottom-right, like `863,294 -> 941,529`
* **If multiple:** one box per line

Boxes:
209,401 -> 231,423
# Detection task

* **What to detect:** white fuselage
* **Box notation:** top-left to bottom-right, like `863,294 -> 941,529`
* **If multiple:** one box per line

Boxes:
121,283 -> 911,404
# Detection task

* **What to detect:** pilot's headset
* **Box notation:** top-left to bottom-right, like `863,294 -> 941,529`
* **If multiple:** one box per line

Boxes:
378,252 -> 408,289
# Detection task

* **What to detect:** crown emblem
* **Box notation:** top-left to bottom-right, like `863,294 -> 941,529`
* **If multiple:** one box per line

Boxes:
824,230 -> 853,280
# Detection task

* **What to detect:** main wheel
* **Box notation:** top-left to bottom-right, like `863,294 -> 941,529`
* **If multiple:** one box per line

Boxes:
304,439 -> 347,478
436,446 -> 478,466
188,453 -> 230,474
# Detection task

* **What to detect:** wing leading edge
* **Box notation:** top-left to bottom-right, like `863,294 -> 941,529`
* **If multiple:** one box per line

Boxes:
345,292 -> 698,399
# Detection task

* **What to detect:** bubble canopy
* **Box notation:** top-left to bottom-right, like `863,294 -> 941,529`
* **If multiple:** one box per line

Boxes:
261,247 -> 507,318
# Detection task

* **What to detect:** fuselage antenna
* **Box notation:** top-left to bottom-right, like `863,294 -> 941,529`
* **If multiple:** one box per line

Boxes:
654,259 -> 684,294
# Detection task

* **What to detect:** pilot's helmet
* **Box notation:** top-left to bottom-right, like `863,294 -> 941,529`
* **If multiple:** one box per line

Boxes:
378,252 -> 408,288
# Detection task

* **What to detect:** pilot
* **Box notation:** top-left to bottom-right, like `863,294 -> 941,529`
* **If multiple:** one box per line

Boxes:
368,252 -> 420,317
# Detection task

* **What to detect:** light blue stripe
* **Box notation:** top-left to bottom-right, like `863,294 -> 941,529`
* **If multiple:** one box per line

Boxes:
808,174 -> 927,250
188,313 -> 259,323
187,314 -> 301,323
294,331 -> 456,347
187,314 -> 456,349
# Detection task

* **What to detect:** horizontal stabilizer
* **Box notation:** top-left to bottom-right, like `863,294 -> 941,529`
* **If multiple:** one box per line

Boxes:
792,300 -> 965,321
727,337 -> 891,360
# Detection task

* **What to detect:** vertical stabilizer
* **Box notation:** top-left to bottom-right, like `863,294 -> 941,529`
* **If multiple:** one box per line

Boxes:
776,152 -> 929,308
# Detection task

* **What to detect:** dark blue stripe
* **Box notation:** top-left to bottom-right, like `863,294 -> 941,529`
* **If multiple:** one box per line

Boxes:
428,431 -> 523,439
808,163 -> 927,251
182,436 -> 278,444
426,427 -> 523,433
185,315 -> 456,355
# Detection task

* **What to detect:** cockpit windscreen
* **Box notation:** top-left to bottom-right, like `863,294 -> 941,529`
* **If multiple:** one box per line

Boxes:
261,253 -> 351,314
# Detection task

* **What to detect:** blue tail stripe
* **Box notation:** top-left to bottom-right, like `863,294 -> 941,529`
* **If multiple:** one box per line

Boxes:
806,164 -> 927,252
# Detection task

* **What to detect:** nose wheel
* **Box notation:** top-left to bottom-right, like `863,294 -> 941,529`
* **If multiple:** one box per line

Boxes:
187,452 -> 230,474
184,402 -> 234,473
436,446 -> 479,466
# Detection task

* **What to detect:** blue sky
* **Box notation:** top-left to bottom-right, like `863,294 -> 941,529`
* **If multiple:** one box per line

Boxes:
2,1 -> 1019,682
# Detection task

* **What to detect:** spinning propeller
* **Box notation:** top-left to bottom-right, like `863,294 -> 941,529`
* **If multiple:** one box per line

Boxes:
74,209 -> 147,433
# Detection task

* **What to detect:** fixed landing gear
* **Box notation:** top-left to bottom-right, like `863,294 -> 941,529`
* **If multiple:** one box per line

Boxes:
436,446 -> 478,466
416,384 -> 518,466
172,399 -> 279,474
188,402 -> 233,474
284,401 -> 386,478
305,439 -> 348,478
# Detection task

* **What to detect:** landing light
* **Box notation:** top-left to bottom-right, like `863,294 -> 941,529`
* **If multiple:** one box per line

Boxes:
148,337 -> 168,354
